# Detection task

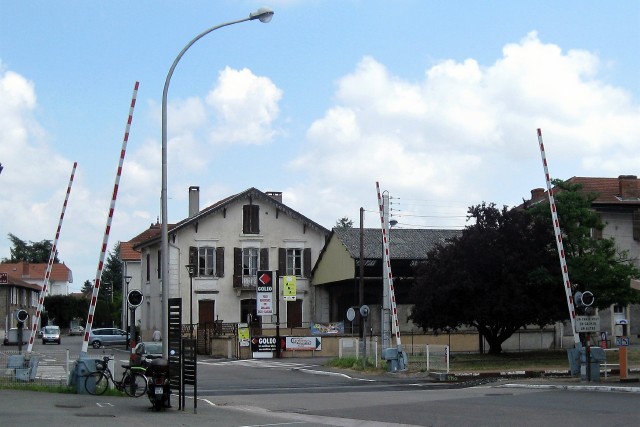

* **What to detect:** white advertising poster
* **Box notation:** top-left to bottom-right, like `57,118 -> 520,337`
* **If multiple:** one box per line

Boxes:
257,291 -> 273,315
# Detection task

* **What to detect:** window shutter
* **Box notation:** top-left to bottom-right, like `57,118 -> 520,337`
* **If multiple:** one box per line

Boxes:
303,248 -> 312,278
189,246 -> 198,266
243,206 -> 251,234
216,247 -> 224,277
252,205 -> 260,233
278,248 -> 286,276
260,248 -> 269,270
634,209 -> 640,241
233,247 -> 242,287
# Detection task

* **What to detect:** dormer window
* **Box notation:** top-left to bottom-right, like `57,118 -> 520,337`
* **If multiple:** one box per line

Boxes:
243,204 -> 260,234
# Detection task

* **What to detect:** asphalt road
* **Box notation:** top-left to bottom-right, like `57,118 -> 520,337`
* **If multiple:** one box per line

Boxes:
3,336 -> 639,426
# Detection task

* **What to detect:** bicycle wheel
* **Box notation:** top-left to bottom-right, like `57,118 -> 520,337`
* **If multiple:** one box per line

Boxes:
85,371 -> 109,395
122,372 -> 147,397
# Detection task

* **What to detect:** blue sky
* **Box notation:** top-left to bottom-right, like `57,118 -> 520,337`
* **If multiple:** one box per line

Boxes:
1,1 -> 639,291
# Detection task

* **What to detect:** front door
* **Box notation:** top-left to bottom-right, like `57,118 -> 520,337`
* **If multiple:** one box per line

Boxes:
199,300 -> 214,327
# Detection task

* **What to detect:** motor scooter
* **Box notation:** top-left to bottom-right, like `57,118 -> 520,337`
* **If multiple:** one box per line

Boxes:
144,355 -> 171,411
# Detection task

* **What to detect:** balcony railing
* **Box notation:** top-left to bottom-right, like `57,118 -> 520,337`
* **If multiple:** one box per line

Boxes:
233,275 -> 257,289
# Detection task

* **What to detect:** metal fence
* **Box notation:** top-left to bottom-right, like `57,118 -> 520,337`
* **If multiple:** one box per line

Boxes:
338,338 -> 380,367
0,349 -> 78,387
403,344 -> 450,373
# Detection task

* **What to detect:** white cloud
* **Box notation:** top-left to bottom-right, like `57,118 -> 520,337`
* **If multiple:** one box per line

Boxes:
289,32 -> 640,229
206,67 -> 282,145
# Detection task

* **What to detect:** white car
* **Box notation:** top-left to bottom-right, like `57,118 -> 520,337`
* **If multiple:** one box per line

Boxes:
42,325 -> 61,345
69,325 -> 84,336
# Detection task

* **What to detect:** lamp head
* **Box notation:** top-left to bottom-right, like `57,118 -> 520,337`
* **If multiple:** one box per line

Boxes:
185,264 -> 196,277
124,275 -> 132,285
250,7 -> 274,23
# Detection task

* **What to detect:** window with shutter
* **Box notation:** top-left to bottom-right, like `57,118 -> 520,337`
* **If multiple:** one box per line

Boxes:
243,204 -> 260,234
634,210 -> 640,241
286,248 -> 303,276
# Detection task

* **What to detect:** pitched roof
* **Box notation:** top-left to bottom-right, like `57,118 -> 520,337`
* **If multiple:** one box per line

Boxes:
173,187 -> 329,235
134,188 -> 330,249
121,223 -> 162,261
0,271 -> 41,291
528,175 -> 640,206
333,227 -> 461,260
0,262 -> 72,283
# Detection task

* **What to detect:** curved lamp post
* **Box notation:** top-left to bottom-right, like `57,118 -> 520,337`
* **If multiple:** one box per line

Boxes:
160,8 -> 274,358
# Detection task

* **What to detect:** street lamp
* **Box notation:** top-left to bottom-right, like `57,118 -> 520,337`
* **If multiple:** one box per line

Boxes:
185,264 -> 196,339
160,7 -> 274,358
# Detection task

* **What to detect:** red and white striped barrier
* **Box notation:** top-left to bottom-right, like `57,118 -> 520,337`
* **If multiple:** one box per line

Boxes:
81,81 -> 139,355
536,128 -> 580,346
27,162 -> 78,353
376,182 -> 402,347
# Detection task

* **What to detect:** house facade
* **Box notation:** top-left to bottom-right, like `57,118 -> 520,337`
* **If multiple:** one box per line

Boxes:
311,228 -> 461,336
133,187 -> 330,341
526,175 -> 640,341
0,262 -> 73,296
119,223 -> 160,330
0,269 -> 42,340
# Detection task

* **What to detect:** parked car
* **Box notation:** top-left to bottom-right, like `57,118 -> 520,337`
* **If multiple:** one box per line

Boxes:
68,325 -> 84,336
42,325 -> 61,345
132,341 -> 163,366
88,328 -> 129,349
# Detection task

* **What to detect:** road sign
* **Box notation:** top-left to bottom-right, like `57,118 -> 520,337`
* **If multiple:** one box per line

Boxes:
616,336 -> 630,347
575,315 -> 600,333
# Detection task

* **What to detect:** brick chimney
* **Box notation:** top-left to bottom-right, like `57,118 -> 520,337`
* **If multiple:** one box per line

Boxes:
188,186 -> 200,218
530,188 -> 546,203
265,191 -> 282,203
618,175 -> 639,199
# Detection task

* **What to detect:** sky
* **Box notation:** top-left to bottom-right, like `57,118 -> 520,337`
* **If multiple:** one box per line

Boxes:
1,1 -> 639,292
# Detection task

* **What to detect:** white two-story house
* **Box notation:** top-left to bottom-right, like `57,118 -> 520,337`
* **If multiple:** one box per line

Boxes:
133,187 -> 330,341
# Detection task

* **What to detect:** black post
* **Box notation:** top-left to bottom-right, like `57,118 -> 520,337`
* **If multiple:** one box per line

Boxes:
17,321 -> 24,353
129,307 -> 136,359
359,207 -> 364,339
275,271 -> 281,358
586,332 -> 591,382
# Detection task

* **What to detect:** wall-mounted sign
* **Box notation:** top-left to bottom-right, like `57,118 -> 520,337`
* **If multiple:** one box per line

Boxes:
283,276 -> 296,301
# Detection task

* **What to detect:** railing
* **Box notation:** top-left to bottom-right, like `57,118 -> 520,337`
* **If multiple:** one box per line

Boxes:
0,349 -> 75,387
338,338 -> 379,367
602,347 -> 620,379
233,275 -> 257,289
404,344 -> 450,373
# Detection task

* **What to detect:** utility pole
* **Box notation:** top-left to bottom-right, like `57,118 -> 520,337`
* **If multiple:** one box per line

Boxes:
359,207 -> 364,339
381,192 -> 391,352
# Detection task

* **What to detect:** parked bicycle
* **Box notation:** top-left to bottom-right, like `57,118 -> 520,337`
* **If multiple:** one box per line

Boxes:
84,356 -> 147,397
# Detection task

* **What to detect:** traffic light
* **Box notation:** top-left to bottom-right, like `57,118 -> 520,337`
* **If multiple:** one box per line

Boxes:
127,289 -> 143,307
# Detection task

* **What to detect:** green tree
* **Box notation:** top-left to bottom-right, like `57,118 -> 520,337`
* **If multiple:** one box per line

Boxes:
79,244 -> 123,327
2,233 -> 60,263
335,217 -> 354,228
529,179 -> 640,308
43,295 -> 88,328
410,203 -> 565,354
